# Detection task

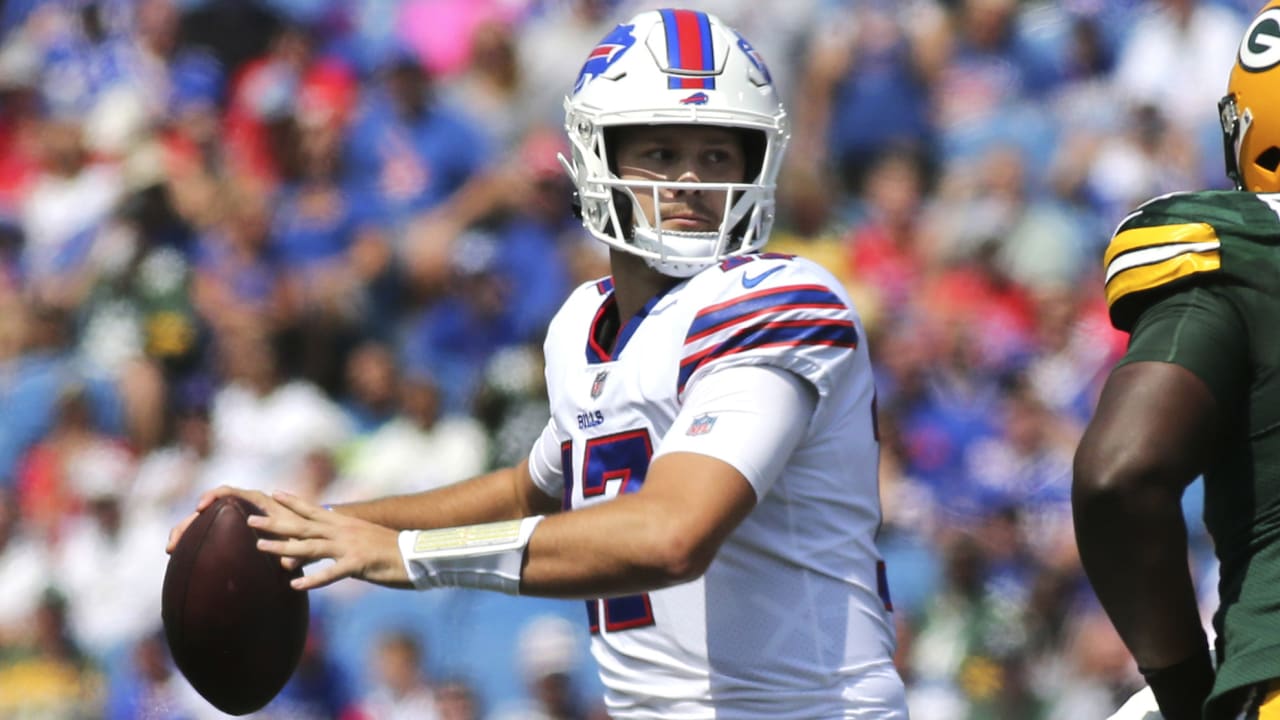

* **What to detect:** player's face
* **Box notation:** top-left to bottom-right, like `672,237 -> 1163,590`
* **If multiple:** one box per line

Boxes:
612,125 -> 747,234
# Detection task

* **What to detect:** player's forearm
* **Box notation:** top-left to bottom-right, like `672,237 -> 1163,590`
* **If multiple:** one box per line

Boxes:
334,461 -> 554,531
1073,474 -> 1207,668
517,482 -> 744,598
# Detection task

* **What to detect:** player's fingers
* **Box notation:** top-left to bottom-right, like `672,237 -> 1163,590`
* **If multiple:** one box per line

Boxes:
290,563 -> 346,591
248,507 -> 326,540
197,486 -> 279,515
166,511 -> 199,553
195,481 -> 234,509
256,535 -> 330,558
270,491 -> 328,521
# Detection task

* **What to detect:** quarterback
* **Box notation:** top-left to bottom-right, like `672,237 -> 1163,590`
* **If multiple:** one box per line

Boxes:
171,9 -> 907,718
1076,2 -> 1280,719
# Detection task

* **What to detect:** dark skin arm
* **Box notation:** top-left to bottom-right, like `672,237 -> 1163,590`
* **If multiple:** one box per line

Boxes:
1073,361 -> 1218,713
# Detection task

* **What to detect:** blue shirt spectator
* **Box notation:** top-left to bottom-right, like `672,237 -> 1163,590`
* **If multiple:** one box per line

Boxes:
344,57 -> 490,225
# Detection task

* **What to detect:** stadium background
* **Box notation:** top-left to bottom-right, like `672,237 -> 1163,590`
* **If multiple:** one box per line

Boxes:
0,0 -> 1245,717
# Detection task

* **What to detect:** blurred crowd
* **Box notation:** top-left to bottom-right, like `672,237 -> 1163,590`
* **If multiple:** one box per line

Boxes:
0,0 -> 1244,717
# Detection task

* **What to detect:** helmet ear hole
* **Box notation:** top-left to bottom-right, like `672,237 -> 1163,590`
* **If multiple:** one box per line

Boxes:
1256,146 -> 1280,173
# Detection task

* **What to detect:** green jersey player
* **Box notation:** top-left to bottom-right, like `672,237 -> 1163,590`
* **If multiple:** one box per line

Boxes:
1075,3 -> 1280,719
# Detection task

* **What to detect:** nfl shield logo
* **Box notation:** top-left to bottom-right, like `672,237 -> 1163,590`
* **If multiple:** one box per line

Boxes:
590,371 -> 608,399
687,414 -> 717,436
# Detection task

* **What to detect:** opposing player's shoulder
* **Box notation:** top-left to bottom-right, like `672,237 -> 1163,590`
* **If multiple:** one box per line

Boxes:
1105,190 -> 1279,331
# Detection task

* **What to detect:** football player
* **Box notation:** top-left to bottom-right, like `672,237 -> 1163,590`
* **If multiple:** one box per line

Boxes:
171,9 -> 907,717
1075,2 -> 1280,719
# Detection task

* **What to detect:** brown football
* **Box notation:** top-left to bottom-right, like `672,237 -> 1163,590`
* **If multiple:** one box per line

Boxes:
162,496 -> 309,715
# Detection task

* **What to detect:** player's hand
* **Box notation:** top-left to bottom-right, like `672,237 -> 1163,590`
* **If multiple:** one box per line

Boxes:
247,491 -> 409,591
165,485 -> 281,554
1107,686 -> 1164,720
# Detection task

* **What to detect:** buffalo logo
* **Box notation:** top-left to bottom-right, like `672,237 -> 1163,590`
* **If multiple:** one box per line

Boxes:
736,33 -> 772,84
686,413 -> 717,436
1240,8 -> 1280,72
575,24 -> 636,93
590,370 -> 608,399
679,92 -> 710,105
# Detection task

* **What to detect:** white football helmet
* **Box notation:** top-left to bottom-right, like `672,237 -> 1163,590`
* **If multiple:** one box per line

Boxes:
560,9 -> 790,277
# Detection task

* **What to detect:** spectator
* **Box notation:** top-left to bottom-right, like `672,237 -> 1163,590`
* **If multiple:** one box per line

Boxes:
792,1 -> 946,192
54,441 -> 170,660
0,588 -> 104,717
1022,283 -> 1125,425
929,143 -> 1088,289
401,231 -> 526,414
960,379 -> 1077,558
15,384 -> 129,541
842,147 -> 940,320
103,628 -> 205,720
515,0 -> 617,128
267,615 -> 363,720
1038,608 -> 1142,720
0,302 -> 127,485
338,367 -> 490,498
1079,102 -> 1202,227
931,0 -> 1062,165
905,532 -> 1036,719
435,677 -> 482,720
340,339 -> 401,434
192,178 -> 299,339
20,117 -> 122,305
206,328 -> 352,491
442,19 -> 529,152
493,614 -> 606,720
131,380 -> 217,522
470,344 -> 550,471
358,630 -> 441,720
344,48 -> 490,228
0,487 -> 49,642
272,109 -> 393,389
1111,0 -> 1243,138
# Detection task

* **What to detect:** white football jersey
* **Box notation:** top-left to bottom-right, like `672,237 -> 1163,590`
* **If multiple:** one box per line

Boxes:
527,253 -> 905,719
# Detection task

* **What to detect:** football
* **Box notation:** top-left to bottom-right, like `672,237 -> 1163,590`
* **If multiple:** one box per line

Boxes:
162,496 -> 309,715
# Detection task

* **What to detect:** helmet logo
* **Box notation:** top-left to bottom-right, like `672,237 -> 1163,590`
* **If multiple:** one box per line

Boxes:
679,92 -> 710,105
575,24 -> 636,94
736,33 -> 772,85
1240,9 -> 1280,72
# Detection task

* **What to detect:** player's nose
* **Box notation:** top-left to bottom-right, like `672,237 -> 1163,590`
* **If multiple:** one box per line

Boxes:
671,167 -> 703,195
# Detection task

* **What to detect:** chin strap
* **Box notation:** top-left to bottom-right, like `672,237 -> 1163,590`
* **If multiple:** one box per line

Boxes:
399,516 -> 545,595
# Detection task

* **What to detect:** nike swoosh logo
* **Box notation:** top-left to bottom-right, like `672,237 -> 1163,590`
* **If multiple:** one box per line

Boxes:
741,266 -> 783,288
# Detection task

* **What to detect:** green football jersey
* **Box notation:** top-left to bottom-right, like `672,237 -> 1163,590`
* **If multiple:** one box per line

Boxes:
1105,189 -> 1280,711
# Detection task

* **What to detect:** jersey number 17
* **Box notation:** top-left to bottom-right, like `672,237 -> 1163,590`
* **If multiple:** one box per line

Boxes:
561,429 -> 658,634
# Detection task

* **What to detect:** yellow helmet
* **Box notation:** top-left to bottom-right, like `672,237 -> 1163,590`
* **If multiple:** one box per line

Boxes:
1222,2 -> 1280,191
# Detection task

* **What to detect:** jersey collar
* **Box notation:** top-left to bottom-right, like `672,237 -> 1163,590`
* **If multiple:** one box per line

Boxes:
585,277 -> 676,364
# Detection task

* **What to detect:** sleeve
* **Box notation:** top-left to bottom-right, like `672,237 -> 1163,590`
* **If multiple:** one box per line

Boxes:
1103,193 -> 1223,332
678,257 -> 859,401
655,364 -> 816,500
526,416 -> 565,501
1119,284 -> 1249,411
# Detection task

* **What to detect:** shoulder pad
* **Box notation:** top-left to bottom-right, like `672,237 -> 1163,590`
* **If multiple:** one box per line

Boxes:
679,253 -> 858,397
1104,192 -> 1234,331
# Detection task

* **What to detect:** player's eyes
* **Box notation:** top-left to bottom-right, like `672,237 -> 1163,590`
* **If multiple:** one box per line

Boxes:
643,148 -> 676,162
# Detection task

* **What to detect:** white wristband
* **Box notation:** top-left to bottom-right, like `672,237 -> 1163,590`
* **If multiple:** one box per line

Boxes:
398,516 -> 545,595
